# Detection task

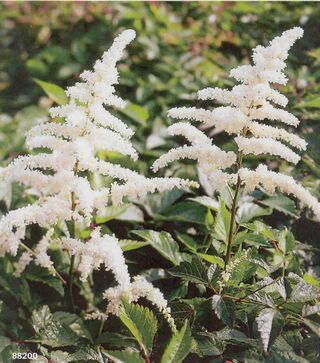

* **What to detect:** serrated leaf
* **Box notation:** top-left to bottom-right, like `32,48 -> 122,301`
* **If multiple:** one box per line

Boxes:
228,257 -> 258,286
144,188 -> 185,216
260,194 -> 299,218
50,350 -> 71,362
24,270 -> 64,296
256,308 -> 283,353
243,220 -> 277,240
233,231 -> 270,247
269,336 -> 309,363
132,230 -> 183,265
236,202 -> 272,223
169,257 -> 210,286
194,334 -> 226,357
68,346 -> 103,363
302,303 -> 320,317
161,320 -> 192,363
161,201 -> 207,224
170,301 -> 195,326
176,232 -> 198,252
53,312 -> 92,341
119,301 -> 157,356
196,253 -> 225,268
289,276 -> 320,302
180,298 -> 212,328
103,350 -> 144,363
214,199 -> 231,242
299,317 -> 320,337
96,332 -> 136,348
31,306 -> 80,347
34,79 -> 68,105
211,295 -> 231,326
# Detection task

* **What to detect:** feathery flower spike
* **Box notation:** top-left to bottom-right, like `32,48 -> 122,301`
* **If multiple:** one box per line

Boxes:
153,27 -> 320,220
0,29 -> 194,320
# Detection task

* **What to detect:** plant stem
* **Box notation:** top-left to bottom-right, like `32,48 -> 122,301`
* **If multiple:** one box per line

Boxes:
68,254 -> 75,312
97,319 -> 104,339
68,161 -> 78,312
225,151 -> 243,268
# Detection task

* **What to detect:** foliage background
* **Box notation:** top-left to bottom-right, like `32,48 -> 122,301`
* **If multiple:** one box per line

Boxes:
1,1 -> 320,362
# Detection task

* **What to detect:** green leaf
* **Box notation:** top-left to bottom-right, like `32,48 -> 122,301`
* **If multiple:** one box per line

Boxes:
269,336 -> 309,363
289,276 -> 320,302
233,231 -> 270,248
260,194 -> 299,218
53,312 -> 92,341
256,308 -> 284,353
161,320 -> 192,363
176,232 -> 198,252
34,79 -> 68,105
95,204 -> 131,223
188,196 -> 219,210
278,229 -> 296,255
211,295 -> 231,326
31,305 -> 80,347
119,239 -> 149,252
214,199 -> 231,242
194,333 -> 226,357
68,346 -> 103,363
243,220 -> 277,240
299,317 -> 320,337
196,328 -> 256,357
169,256 -> 211,286
179,298 -> 212,328
144,188 -> 185,216
196,253 -> 225,268
302,303 -> 320,317
121,103 -> 149,125
160,201 -> 207,225
50,351 -> 71,362
119,300 -> 158,356
24,269 -> 64,296
236,202 -> 272,223
227,253 -> 258,286
132,230 -> 183,265
104,350 -> 144,363
96,332 -> 136,348
205,209 -> 214,228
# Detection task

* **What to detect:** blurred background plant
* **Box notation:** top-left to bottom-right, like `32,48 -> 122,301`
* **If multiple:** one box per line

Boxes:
1,2 -> 320,362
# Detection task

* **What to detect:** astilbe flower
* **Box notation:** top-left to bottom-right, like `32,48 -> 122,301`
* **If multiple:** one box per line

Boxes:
152,27 -> 320,221
0,30 -> 195,320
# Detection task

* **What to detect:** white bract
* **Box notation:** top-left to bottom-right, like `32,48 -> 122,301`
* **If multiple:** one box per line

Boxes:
152,27 -> 320,220
0,30 -> 196,319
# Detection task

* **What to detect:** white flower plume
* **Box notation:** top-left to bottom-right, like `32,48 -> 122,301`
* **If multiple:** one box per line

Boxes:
153,27 -> 320,219
0,30 -> 192,319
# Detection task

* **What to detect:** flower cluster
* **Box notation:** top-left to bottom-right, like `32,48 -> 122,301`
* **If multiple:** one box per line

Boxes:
0,30 -> 195,318
152,27 -> 320,220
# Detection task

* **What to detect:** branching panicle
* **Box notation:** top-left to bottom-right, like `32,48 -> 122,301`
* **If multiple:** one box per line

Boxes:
152,27 -> 320,267
0,30 -> 194,319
